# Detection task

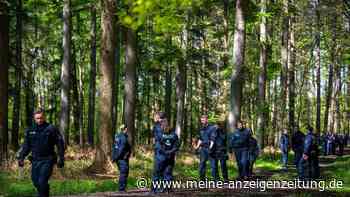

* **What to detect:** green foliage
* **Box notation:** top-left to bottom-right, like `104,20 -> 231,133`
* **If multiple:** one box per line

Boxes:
267,62 -> 282,80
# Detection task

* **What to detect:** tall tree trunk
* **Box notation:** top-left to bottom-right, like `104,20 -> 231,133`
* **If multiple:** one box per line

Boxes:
165,64 -> 172,120
324,68 -> 334,132
72,43 -> 80,144
332,15 -> 341,133
112,19 -> 121,135
91,0 -> 116,172
288,6 -> 295,133
12,0 -> 22,151
175,58 -> 186,139
223,0 -> 229,66
314,0 -> 321,134
228,0 -> 246,131
280,0 -> 289,132
347,63 -> 350,134
257,0 -> 268,149
125,27 -> 137,150
87,5 -> 97,146
0,0 -> 9,164
60,0 -> 72,144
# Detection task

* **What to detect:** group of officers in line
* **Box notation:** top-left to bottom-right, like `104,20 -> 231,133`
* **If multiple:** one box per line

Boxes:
279,126 -> 349,181
112,112 -> 260,193
16,109 -> 347,196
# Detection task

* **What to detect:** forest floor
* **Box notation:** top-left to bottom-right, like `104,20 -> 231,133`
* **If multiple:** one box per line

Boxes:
1,146 -> 350,197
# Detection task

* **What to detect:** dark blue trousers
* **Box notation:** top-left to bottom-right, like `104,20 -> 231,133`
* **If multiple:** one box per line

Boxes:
234,148 -> 249,178
31,160 -> 54,197
199,148 -> 218,180
152,154 -> 175,192
117,159 -> 129,191
298,155 -> 320,180
218,158 -> 228,181
294,150 -> 303,168
281,151 -> 288,168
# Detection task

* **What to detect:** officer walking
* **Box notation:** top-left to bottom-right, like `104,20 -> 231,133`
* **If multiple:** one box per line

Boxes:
17,110 -> 65,197
298,126 -> 320,180
279,129 -> 289,170
248,135 -> 259,177
291,128 -> 305,169
337,134 -> 345,156
152,118 -> 180,193
194,115 -> 218,181
213,121 -> 228,182
229,120 -> 251,179
112,124 -> 131,192
326,132 -> 336,155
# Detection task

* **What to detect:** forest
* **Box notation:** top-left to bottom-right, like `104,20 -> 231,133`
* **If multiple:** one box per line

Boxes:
0,0 -> 350,196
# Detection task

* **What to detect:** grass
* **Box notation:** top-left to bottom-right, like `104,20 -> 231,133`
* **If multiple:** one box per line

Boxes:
1,148 -> 350,196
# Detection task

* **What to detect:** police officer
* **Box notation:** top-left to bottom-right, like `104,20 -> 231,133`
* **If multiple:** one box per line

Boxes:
321,133 -> 328,156
214,121 -> 228,182
248,135 -> 259,177
153,112 -> 166,144
298,126 -> 320,180
229,120 -> 251,179
152,118 -> 180,193
291,128 -> 305,169
112,124 -> 131,192
327,132 -> 336,155
17,110 -> 65,197
337,134 -> 345,156
194,115 -> 218,181
279,129 -> 289,170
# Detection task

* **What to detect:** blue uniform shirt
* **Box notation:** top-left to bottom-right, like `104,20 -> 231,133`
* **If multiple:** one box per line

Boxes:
157,131 -> 180,159
229,128 -> 251,150
112,132 -> 131,161
303,131 -> 318,156
280,134 -> 289,153
199,124 -> 217,148
19,122 -> 65,161
215,128 -> 227,152
292,131 -> 305,152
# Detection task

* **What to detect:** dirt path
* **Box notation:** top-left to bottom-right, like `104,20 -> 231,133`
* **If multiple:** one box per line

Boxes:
55,148 -> 350,197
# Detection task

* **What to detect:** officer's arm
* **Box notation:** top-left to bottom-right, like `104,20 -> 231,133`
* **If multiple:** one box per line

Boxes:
117,136 -> 126,158
54,127 -> 65,160
303,136 -> 312,156
18,129 -> 31,161
195,140 -> 202,149
209,126 -> 217,150
167,135 -> 180,154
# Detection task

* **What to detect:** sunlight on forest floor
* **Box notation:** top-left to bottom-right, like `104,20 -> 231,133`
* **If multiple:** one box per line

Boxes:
1,147 -> 350,196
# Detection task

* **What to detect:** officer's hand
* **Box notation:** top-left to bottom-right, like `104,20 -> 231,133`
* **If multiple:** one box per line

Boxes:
57,159 -> 64,168
18,160 -> 24,167
302,154 -> 308,160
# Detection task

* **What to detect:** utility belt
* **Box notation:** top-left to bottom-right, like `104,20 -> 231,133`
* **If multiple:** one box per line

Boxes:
32,155 -> 57,162
200,143 -> 210,148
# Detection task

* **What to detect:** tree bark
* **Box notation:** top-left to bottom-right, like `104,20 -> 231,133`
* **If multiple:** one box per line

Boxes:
125,27 -> 137,150
280,0 -> 289,133
60,0 -> 72,144
175,58 -> 186,139
87,5 -> 97,146
0,0 -> 9,164
313,0 -> 321,134
228,0 -> 246,131
257,0 -> 268,149
12,0 -> 22,151
91,0 -> 116,173
288,5 -> 295,133
165,64 -> 172,120
112,19 -> 121,136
